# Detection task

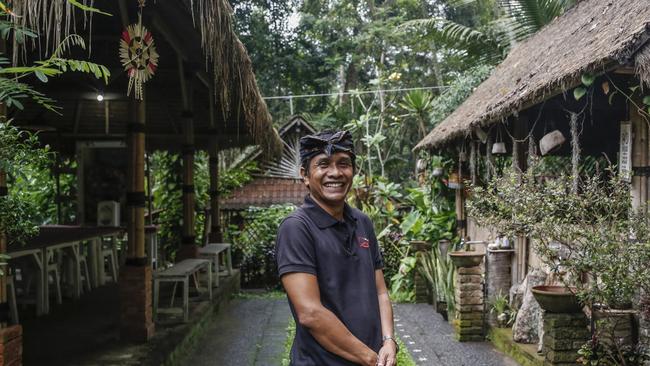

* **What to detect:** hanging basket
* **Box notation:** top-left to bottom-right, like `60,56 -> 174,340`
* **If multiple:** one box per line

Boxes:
491,142 -> 506,154
539,130 -> 566,156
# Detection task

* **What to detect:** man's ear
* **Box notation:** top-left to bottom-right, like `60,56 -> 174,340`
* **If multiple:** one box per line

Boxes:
300,166 -> 309,188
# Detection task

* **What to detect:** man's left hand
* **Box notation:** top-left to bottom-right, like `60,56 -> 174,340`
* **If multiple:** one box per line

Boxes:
376,341 -> 397,366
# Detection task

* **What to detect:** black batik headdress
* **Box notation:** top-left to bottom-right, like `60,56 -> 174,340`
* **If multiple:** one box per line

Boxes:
299,130 -> 356,167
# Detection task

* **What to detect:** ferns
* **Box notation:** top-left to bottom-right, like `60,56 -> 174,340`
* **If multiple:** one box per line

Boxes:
0,29 -> 111,112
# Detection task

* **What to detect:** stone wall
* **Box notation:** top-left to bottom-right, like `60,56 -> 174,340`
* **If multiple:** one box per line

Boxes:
453,266 -> 485,342
542,312 -> 589,365
486,249 -> 514,326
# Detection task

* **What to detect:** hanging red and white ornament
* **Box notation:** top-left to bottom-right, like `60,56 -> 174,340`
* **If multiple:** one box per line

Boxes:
119,3 -> 158,100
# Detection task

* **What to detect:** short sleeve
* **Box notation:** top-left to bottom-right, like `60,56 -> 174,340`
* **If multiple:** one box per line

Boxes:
365,216 -> 384,270
275,216 -> 317,277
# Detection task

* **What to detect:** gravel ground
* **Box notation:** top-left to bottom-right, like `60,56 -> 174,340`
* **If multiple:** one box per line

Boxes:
394,303 -> 520,366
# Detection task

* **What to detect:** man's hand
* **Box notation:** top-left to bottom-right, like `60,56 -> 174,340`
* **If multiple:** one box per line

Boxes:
376,340 -> 397,366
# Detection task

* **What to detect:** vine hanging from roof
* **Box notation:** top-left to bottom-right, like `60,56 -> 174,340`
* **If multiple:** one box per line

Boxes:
119,0 -> 158,100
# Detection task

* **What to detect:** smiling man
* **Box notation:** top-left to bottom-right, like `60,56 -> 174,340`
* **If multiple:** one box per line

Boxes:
276,130 -> 397,366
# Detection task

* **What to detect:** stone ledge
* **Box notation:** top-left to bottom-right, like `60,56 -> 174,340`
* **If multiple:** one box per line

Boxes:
489,327 -> 545,366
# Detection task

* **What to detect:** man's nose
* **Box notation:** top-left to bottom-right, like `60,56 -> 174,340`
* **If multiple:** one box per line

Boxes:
327,164 -> 342,177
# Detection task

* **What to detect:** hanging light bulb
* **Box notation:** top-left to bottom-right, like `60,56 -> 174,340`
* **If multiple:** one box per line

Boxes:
96,93 -> 105,102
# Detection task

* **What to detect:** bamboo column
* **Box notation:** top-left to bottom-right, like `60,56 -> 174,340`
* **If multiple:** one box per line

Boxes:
126,98 -> 147,261
178,61 -> 197,259
208,86 -> 222,243
119,93 -> 154,341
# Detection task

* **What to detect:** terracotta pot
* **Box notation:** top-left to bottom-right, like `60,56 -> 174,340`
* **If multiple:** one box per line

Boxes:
449,251 -> 485,268
531,285 -> 582,313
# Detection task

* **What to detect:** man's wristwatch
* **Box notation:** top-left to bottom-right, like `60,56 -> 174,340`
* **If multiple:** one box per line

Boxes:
382,335 -> 399,353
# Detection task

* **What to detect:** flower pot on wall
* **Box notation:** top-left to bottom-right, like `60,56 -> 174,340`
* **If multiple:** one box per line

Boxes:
449,251 -> 485,268
531,285 -> 582,313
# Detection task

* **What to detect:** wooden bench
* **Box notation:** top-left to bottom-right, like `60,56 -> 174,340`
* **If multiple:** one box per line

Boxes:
153,258 -> 212,323
198,243 -> 233,287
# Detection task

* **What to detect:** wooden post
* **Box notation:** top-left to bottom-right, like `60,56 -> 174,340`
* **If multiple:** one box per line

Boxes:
119,94 -> 154,342
0,102 -> 8,324
208,85 -> 222,243
631,100 -> 648,213
512,115 -> 529,284
178,60 -> 198,259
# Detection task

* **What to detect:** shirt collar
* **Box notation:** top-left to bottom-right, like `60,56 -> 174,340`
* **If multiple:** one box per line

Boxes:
302,194 -> 357,229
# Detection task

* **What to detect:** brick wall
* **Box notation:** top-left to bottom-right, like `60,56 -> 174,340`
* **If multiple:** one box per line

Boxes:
0,325 -> 22,366
119,265 -> 155,342
542,313 -> 589,365
453,266 -> 485,342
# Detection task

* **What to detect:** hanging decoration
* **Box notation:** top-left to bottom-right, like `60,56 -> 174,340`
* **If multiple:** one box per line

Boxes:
119,1 -> 159,100
528,135 -> 537,169
492,125 -> 507,154
469,141 -> 477,185
569,112 -> 580,193
486,134 -> 494,182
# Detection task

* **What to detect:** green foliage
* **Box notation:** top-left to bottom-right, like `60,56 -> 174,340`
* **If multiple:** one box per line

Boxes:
0,19 -> 110,113
429,64 -> 494,127
150,151 -> 257,262
468,163 -> 650,311
232,204 -> 296,262
229,204 -> 296,288
151,152 -> 183,261
404,0 -> 575,65
0,121 -> 52,245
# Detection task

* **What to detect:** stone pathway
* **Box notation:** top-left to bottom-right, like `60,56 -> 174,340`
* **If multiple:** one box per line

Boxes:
185,295 -> 291,366
394,303 -> 520,366
187,296 -> 520,366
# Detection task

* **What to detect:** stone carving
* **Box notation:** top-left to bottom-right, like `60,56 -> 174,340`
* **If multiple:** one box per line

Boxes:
512,268 -> 547,344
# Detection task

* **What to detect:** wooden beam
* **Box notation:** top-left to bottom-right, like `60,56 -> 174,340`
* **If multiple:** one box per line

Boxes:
117,0 -> 130,28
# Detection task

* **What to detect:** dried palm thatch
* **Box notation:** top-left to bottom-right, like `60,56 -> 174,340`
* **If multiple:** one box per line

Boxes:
7,0 -> 96,63
415,0 -> 650,150
184,0 -> 282,157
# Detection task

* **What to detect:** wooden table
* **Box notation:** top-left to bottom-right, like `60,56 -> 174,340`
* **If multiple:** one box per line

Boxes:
8,225 -> 124,315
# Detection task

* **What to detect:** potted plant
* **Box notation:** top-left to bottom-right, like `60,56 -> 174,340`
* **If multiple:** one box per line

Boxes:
489,291 -> 513,327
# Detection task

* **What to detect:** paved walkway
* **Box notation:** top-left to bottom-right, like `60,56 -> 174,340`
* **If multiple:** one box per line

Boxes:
187,296 -> 519,366
395,303 -> 519,366
185,296 -> 292,366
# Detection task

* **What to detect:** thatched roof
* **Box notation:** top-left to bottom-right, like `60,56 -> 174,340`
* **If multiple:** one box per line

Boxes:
415,0 -> 650,150
9,0 -> 282,156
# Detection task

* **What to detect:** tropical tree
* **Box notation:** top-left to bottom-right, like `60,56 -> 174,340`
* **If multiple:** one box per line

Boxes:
403,0 -> 576,64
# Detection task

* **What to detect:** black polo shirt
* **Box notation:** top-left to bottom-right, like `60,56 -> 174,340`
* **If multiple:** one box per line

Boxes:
276,195 -> 384,366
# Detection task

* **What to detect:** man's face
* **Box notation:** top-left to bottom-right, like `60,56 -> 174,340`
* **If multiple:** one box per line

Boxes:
301,152 -> 354,209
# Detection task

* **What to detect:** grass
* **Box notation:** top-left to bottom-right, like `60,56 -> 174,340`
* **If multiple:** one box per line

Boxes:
232,290 -> 286,300
280,319 -> 417,365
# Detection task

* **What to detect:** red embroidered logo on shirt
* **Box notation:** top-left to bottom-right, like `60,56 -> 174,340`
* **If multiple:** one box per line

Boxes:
358,237 -> 370,248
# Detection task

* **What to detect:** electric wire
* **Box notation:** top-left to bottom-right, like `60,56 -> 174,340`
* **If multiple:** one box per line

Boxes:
261,85 -> 450,100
